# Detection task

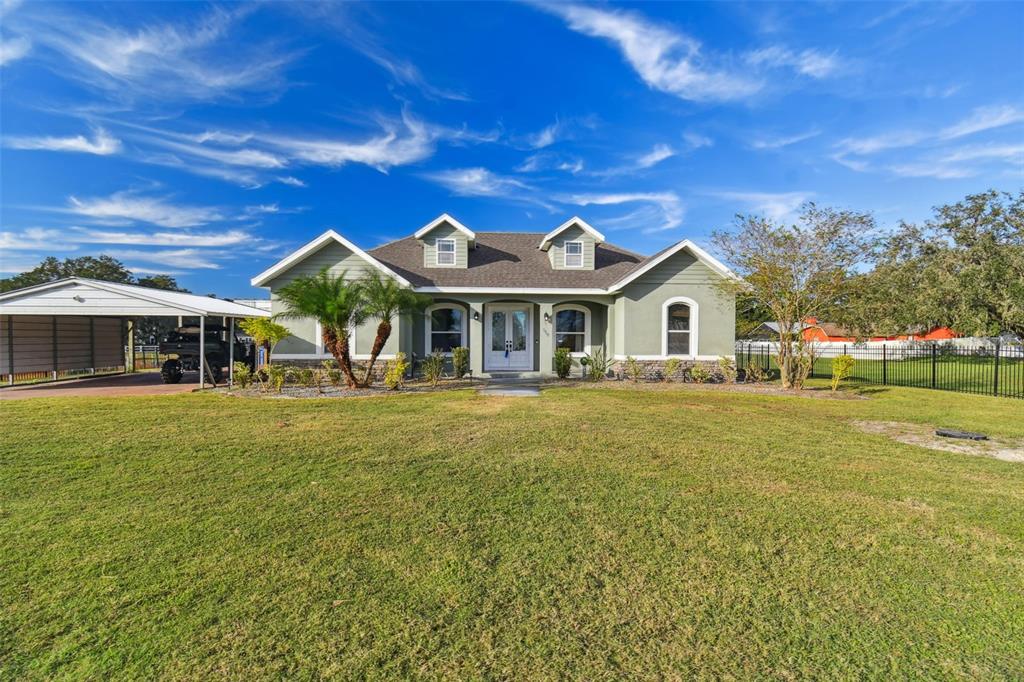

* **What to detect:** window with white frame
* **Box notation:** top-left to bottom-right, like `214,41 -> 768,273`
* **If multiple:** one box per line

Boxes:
665,303 -> 691,355
436,238 -> 456,266
427,305 -> 465,353
554,307 -> 587,353
564,240 -> 583,268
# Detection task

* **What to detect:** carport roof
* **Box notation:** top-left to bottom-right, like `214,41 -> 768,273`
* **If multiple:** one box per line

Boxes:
0,278 -> 272,318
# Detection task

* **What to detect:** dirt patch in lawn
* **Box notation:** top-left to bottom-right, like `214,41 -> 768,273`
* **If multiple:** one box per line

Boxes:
853,420 -> 1024,463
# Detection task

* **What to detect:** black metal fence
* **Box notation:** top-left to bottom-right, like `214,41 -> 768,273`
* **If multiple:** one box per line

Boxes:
735,340 -> 1024,400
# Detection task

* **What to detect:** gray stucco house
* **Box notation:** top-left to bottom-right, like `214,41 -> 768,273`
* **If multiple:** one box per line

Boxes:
251,214 -> 736,378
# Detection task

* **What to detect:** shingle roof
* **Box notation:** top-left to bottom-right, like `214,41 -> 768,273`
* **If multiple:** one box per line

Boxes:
368,232 -> 645,288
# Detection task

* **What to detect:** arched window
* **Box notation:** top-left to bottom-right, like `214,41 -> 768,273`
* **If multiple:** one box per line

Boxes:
553,305 -> 589,355
425,304 -> 466,355
662,297 -> 699,357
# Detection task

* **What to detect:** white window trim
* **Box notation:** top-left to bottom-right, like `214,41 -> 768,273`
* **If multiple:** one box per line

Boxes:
315,320 -> 371,358
563,240 -> 584,268
425,303 -> 467,356
551,304 -> 590,357
661,296 -> 699,358
435,238 -> 457,267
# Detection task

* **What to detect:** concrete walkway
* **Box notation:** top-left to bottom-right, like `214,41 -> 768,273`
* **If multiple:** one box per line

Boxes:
0,372 -> 199,400
477,382 -> 542,397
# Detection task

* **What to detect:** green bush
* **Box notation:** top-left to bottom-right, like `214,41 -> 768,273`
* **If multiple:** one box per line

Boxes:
421,351 -> 445,387
718,356 -> 737,383
831,354 -> 856,392
689,364 -> 712,384
322,360 -> 343,388
553,347 -> 574,379
745,362 -> 769,383
265,364 -> 286,393
663,358 -> 682,382
451,346 -> 470,379
384,352 -> 408,391
583,349 -> 611,381
232,362 -> 253,389
625,356 -> 644,383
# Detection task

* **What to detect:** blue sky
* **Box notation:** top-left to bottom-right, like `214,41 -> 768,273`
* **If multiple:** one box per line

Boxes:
1,1 -> 1022,297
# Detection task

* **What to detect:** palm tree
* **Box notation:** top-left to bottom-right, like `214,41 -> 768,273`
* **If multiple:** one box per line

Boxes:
359,271 -> 431,386
275,269 -> 365,388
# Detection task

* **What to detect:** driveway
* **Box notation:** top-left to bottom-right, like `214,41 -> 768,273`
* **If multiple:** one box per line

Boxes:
0,372 -> 200,400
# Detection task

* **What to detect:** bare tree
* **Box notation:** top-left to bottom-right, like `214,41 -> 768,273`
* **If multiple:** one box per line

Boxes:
713,204 -> 874,389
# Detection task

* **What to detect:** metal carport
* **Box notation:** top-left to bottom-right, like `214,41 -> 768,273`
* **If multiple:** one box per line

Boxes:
0,277 -> 270,390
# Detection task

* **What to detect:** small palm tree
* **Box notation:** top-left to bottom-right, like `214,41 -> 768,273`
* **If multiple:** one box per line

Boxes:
359,271 -> 431,386
275,269 -> 365,388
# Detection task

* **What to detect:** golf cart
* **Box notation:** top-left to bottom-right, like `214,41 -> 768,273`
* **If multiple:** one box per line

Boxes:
158,324 -> 254,384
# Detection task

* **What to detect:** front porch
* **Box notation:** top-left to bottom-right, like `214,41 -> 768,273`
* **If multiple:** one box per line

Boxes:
408,294 -> 614,378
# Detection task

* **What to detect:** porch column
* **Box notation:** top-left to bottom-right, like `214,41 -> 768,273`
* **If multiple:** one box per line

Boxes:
469,302 -> 484,377
539,302 -> 554,376
125,318 -> 136,373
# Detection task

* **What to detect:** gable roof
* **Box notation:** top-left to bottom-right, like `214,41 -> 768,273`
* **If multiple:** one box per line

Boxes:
251,230 -> 411,287
369,232 -> 642,289
606,239 -> 737,291
0,277 -> 271,317
413,213 -> 476,243
539,216 -> 605,250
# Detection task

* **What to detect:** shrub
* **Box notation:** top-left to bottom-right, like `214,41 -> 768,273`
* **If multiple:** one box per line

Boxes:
265,364 -> 286,393
663,357 -> 682,382
322,360 -> 343,388
583,349 -> 611,381
384,352 -> 408,390
625,356 -> 644,382
553,347 -> 574,379
690,364 -> 712,384
831,354 -> 856,392
421,351 -> 445,387
718,356 -> 737,383
232,362 -> 253,389
746,362 -> 769,383
451,346 -> 470,379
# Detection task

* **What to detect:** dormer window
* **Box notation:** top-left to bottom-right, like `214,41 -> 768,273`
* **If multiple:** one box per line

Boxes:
436,238 -> 456,266
564,241 -> 583,268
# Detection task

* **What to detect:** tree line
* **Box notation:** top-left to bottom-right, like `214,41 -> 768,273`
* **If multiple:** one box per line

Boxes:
715,189 -> 1022,389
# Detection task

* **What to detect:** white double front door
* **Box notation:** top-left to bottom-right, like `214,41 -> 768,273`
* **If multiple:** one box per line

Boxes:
485,304 -> 532,371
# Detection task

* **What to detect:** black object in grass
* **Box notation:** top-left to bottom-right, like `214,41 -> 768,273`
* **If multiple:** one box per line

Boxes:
935,429 -> 988,441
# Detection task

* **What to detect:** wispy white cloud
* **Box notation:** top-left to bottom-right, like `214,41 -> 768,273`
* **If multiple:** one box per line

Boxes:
5,127 -> 122,155
889,143 -> 1024,179
69,227 -> 253,247
287,2 -> 470,102
561,191 -> 684,232
11,6 -> 299,102
833,104 -> 1024,176
526,119 -> 564,149
277,175 -> 307,188
635,143 -> 676,169
539,4 -> 761,102
516,151 -> 584,174
423,167 -> 530,197
709,190 -> 813,222
749,129 -> 820,150
63,191 -> 225,228
105,248 -> 221,269
745,46 -> 840,78
938,105 -> 1024,140
0,227 -> 67,250
681,131 -> 714,150
0,34 -> 30,65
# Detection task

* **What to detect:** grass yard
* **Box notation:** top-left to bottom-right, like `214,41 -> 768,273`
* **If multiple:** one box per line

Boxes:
2,385 -> 1023,678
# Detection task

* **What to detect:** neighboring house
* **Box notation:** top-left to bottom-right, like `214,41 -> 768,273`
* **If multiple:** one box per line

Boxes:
251,214 -> 737,378
802,317 -> 959,343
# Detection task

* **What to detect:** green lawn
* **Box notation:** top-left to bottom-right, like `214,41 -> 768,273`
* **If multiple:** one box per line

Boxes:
738,350 -> 1024,398
2,385 -> 1023,678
